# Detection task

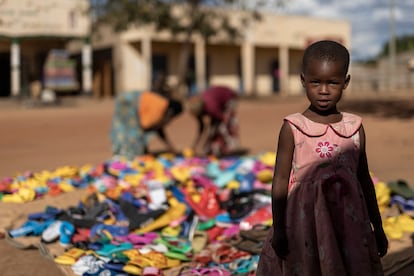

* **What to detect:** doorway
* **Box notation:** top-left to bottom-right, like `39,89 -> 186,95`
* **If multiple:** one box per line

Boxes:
271,59 -> 280,93
0,53 -> 11,97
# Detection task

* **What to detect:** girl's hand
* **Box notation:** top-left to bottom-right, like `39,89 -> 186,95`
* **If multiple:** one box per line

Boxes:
272,228 -> 289,259
375,228 -> 388,257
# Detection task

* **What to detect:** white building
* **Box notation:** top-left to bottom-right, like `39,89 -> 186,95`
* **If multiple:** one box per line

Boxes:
0,1 -> 351,98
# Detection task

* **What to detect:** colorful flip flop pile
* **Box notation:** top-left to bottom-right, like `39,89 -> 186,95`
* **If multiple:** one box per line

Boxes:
3,152 -> 277,275
375,179 -> 414,240
2,152 -> 414,275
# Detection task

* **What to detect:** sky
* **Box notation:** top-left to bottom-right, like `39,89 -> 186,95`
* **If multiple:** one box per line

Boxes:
267,0 -> 414,61
92,0 -> 414,61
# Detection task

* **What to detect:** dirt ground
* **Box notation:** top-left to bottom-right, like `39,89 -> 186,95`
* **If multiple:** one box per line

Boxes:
1,94 -> 413,183
0,93 -> 414,275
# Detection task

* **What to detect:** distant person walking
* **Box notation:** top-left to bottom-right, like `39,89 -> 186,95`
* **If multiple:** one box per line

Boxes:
187,85 -> 239,156
257,40 -> 388,275
110,91 -> 182,160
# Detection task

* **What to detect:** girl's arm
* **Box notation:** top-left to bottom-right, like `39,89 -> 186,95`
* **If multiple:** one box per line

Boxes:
357,125 -> 388,257
271,121 -> 294,257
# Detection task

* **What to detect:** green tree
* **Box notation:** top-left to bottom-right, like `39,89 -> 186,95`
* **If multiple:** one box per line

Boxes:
378,35 -> 414,57
90,0 -> 286,98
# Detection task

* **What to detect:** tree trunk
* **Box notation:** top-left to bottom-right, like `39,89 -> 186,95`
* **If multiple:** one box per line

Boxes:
172,0 -> 200,100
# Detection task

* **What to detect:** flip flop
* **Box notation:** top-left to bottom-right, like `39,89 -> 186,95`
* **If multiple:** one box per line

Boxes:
190,267 -> 231,276
234,238 -> 264,254
215,170 -> 237,188
225,191 -> 254,220
60,221 -> 75,247
8,220 -> 53,238
155,235 -> 192,255
28,206 -> 63,221
138,243 -> 168,254
71,254 -> 106,276
136,198 -> 186,233
184,186 -> 221,219
396,214 -> 414,232
197,218 -> 216,231
239,204 -> 272,231
236,172 -> 255,193
387,180 -> 414,199
83,266 -> 128,276
217,224 -> 240,241
191,231 -> 208,253
164,250 -> 191,261
90,223 -> 129,239
122,263 -> 142,275
55,247 -> 87,265
383,216 -> 404,240
226,255 -> 260,275
41,220 -> 62,243
239,224 -> 270,242
142,267 -> 163,276
114,232 -> 158,246
206,161 -> 221,178
256,169 -> 274,183
95,242 -> 133,257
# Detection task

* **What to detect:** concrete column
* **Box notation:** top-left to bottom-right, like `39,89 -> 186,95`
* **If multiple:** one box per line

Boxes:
82,38 -> 92,95
141,36 -> 152,90
241,41 -> 254,96
279,45 -> 289,95
195,36 -> 206,92
11,39 -> 20,97
112,37 -> 122,94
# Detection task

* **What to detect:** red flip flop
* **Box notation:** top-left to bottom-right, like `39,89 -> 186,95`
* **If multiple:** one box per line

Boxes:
184,186 -> 221,219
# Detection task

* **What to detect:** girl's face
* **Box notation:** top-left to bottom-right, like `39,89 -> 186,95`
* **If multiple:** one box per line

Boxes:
301,59 -> 350,114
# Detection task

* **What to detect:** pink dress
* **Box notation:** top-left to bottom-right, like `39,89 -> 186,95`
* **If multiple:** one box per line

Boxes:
257,113 -> 383,276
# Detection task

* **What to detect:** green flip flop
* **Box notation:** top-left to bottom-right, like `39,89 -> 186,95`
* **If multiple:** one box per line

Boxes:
387,180 -> 414,199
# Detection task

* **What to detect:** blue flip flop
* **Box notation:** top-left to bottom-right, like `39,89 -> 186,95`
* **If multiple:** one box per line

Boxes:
9,220 -> 53,238
28,206 -> 62,221
59,221 -> 75,246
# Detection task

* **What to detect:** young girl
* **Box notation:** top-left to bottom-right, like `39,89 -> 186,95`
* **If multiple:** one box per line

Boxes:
257,40 -> 388,275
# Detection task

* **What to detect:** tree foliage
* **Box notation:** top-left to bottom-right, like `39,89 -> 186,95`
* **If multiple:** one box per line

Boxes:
89,0 -> 287,96
90,0 -> 269,41
379,35 -> 414,57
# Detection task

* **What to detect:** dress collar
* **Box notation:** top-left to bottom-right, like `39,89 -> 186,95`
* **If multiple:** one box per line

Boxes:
285,112 -> 362,138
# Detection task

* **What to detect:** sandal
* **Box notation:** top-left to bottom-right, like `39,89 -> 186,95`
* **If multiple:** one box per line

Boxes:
387,180 -> 414,199
239,204 -> 272,231
95,242 -> 133,257
225,190 -> 254,220
184,186 -> 222,219
155,235 -> 192,261
239,224 -> 270,242
210,242 -> 249,264
234,238 -> 264,255
225,255 -> 259,275
136,198 -> 186,233
142,266 -> 164,276
54,247 -> 87,265
190,267 -> 231,276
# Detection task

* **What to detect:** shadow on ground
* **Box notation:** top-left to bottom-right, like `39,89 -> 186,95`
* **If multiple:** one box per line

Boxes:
340,98 -> 414,119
